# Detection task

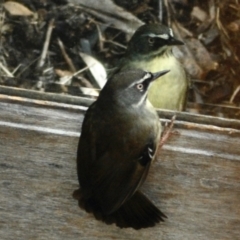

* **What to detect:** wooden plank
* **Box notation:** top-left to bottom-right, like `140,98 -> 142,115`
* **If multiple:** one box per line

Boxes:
1,85 -> 240,129
0,94 -> 240,240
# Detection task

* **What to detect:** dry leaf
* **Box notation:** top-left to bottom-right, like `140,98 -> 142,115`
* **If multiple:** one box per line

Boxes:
80,87 -> 99,97
79,52 -> 107,89
4,1 -> 34,16
185,38 -> 218,75
227,19 -> 240,32
69,0 -> 143,36
55,69 -> 73,78
191,6 -> 208,22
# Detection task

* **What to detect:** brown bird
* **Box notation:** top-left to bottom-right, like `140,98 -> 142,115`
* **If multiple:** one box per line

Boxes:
73,69 -> 169,229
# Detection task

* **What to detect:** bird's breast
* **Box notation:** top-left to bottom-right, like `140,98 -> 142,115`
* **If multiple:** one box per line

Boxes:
110,106 -> 161,159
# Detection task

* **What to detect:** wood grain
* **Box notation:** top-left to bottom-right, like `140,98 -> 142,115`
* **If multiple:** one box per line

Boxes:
0,94 -> 240,240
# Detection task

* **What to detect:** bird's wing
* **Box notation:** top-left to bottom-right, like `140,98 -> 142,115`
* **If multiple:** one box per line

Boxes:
77,103 -> 158,215
77,102 -> 99,192
89,137 -> 157,215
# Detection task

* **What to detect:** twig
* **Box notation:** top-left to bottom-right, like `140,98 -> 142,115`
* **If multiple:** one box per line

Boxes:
158,0 -> 163,22
163,0 -> 171,26
104,30 -> 127,50
104,40 -> 126,49
57,38 -> 76,73
12,64 -> 22,75
37,19 -> 55,69
16,57 -> 40,78
95,23 -> 105,52
58,66 -> 90,85
216,6 -> 239,62
0,62 -> 14,77
230,85 -> 240,103
216,7 -> 229,39
209,0 -> 215,20
0,8 -> 5,44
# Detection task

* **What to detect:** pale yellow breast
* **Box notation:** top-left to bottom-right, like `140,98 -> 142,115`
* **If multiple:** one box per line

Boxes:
128,55 -> 188,110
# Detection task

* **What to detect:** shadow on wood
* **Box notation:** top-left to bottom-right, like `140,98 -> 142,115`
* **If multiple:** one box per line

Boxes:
0,93 -> 240,240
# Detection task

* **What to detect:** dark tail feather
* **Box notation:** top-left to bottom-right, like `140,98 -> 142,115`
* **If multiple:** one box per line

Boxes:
73,189 -> 167,230
111,191 -> 167,229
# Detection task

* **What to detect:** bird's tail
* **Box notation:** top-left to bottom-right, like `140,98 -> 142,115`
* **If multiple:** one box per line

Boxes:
73,189 -> 167,229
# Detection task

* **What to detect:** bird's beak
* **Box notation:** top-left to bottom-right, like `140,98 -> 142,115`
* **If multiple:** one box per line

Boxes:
151,70 -> 170,81
168,37 -> 184,46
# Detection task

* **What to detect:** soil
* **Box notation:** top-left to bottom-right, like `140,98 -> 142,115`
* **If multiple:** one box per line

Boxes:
1,0 -> 240,119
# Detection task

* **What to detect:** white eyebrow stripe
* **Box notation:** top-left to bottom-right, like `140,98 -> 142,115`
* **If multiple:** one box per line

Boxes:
144,33 -> 170,40
142,72 -> 151,81
147,33 -> 158,38
129,72 -> 151,88
157,33 -> 169,40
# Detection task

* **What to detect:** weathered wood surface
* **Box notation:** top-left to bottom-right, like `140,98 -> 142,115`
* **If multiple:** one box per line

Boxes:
0,94 -> 240,240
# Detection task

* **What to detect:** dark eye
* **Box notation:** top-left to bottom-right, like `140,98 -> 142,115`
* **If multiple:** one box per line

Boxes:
136,83 -> 144,91
148,37 -> 155,44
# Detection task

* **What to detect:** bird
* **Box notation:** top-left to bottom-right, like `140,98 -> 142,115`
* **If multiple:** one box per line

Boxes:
73,68 -> 169,229
109,23 -> 189,111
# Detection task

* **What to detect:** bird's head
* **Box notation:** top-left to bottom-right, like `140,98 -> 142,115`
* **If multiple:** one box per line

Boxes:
126,23 -> 184,59
100,69 -> 170,108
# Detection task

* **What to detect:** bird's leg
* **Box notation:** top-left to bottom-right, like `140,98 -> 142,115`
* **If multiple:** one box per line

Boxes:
158,115 -> 176,150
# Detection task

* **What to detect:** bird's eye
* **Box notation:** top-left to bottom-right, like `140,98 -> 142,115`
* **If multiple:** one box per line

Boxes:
148,37 -> 155,44
136,83 -> 144,91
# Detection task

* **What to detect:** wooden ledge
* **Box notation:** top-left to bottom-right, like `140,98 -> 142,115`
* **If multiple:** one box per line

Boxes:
0,92 -> 240,240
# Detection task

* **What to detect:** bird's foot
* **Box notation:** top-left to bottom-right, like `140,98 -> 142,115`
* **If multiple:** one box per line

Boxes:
158,115 -> 177,150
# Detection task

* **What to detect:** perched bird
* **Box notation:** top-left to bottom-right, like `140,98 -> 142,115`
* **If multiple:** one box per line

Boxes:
73,69 -> 169,229
110,23 -> 189,111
